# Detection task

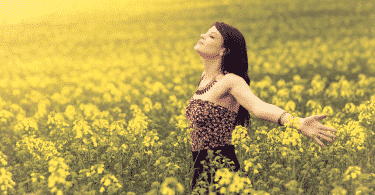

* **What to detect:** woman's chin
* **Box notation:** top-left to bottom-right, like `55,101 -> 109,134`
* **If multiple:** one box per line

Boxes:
194,48 -> 201,55
194,45 -> 205,52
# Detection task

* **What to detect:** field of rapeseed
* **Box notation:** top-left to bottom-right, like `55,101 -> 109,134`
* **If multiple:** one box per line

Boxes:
0,0 -> 374,194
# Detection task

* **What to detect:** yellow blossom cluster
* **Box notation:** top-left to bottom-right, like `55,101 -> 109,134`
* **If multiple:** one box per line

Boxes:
214,168 -> 252,194
99,174 -> 122,194
142,97 -> 154,113
231,125 -> 250,152
143,129 -> 161,155
47,112 -> 70,135
33,99 -> 51,120
126,104 -> 149,140
0,151 -> 16,195
0,110 -> 14,125
0,1 -> 373,194
48,157 -> 72,195
282,114 -> 303,148
333,120 -> 366,151
358,95 -> 375,125
15,135 -> 61,163
64,105 -> 77,121
14,117 -> 39,137
79,103 -> 102,121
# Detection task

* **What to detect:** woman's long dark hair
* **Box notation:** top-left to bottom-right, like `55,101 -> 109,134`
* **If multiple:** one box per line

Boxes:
212,21 -> 251,129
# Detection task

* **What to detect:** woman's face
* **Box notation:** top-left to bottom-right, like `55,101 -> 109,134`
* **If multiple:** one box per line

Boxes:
194,26 -> 225,57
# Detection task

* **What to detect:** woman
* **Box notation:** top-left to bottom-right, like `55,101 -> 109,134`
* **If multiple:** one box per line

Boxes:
185,22 -> 337,193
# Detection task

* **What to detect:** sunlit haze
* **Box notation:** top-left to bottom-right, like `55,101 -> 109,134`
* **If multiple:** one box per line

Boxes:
0,0 -> 152,26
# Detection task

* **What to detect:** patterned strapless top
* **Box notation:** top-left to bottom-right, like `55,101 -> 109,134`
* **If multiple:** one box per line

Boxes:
185,97 -> 242,152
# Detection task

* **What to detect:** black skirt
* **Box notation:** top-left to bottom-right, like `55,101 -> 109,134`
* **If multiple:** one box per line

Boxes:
191,144 -> 241,193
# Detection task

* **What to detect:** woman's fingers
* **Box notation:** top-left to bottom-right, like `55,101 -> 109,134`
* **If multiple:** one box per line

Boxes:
320,133 -> 333,142
313,136 -> 325,147
320,130 -> 336,139
325,126 -> 337,132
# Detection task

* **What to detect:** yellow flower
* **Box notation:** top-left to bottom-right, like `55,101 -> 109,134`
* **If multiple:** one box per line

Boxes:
104,179 -> 111,186
285,101 -> 296,112
220,187 -> 226,194
64,105 -> 76,121
160,177 -> 184,195
215,168 -> 233,186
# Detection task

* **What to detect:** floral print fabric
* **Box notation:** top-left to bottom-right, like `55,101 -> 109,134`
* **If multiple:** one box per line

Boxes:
185,97 -> 239,152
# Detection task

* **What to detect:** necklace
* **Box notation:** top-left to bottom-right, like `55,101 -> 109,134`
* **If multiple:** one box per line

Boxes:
195,74 -> 217,95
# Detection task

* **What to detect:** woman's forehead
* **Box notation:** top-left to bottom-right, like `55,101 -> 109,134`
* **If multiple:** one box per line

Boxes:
207,26 -> 223,40
208,26 -> 220,34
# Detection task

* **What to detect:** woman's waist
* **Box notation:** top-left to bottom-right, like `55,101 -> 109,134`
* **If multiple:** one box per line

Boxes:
192,144 -> 235,153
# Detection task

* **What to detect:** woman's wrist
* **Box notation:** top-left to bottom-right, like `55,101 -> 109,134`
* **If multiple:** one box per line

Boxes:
281,113 -> 291,126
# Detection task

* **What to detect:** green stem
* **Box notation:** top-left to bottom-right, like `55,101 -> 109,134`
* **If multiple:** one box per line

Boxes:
121,149 -> 123,184
298,161 -> 313,190
209,153 -> 213,188
88,143 -> 90,165
146,152 -> 149,185
368,125 -> 372,167
107,130 -> 110,164
293,156 -> 296,180
107,130 -> 110,145
307,186 -> 314,194
238,134 -> 242,171
79,144 -> 85,170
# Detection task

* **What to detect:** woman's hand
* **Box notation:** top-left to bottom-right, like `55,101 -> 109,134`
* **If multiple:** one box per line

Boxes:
300,115 -> 337,147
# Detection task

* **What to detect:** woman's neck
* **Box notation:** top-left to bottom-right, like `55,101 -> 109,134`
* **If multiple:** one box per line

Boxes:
200,50 -> 223,79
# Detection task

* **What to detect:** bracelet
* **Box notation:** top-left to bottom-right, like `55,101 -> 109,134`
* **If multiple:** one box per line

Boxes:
278,111 -> 288,126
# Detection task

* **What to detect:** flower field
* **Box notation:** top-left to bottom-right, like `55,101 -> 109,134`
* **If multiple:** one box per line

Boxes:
0,0 -> 374,194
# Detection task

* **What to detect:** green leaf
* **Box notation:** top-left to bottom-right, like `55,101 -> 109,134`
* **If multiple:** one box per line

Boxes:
114,163 -> 122,173
273,177 -> 280,183
317,162 -> 325,167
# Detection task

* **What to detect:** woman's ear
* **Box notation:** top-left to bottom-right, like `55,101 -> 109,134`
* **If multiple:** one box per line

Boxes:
220,48 -> 230,56
223,48 -> 230,56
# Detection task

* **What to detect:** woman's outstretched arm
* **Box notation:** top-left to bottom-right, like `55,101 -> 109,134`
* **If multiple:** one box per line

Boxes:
227,73 -> 337,147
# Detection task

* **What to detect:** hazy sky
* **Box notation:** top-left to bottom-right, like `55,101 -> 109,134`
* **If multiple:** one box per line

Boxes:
0,0 -> 146,25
